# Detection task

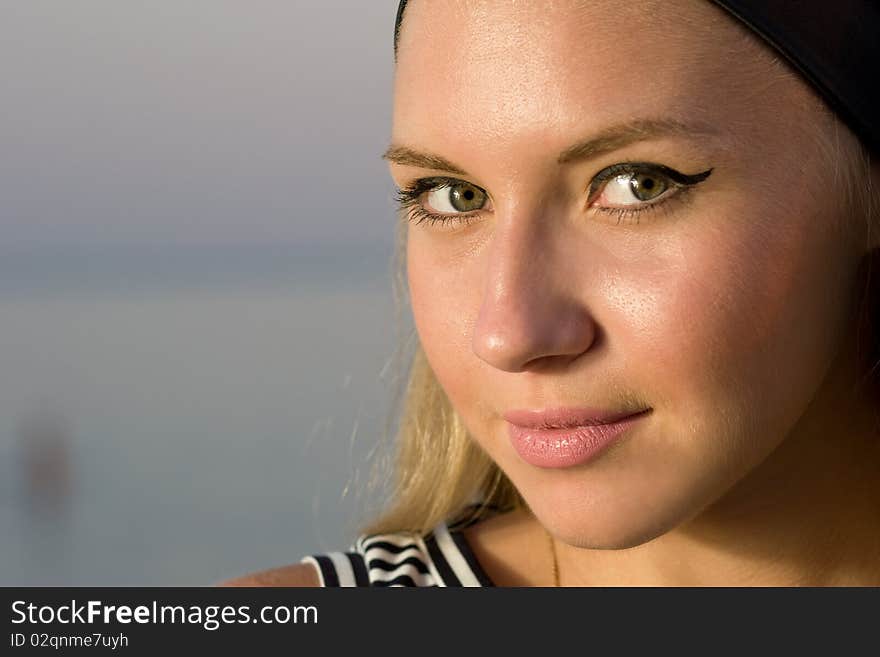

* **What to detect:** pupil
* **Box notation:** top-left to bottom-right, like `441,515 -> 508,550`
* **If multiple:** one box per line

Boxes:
463,189 -> 474,200
642,178 -> 655,190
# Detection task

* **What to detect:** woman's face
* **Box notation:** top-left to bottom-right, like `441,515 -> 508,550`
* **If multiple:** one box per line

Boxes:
388,0 -> 869,548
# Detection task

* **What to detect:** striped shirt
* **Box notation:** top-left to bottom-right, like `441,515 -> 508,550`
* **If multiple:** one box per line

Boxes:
301,508 -> 498,587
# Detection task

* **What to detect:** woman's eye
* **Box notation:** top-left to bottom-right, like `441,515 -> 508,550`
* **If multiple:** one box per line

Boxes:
394,177 -> 490,228
602,172 -> 669,204
425,181 -> 487,213
588,162 -> 713,215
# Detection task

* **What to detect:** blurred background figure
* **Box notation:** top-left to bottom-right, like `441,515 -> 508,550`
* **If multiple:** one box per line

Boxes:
18,405 -> 74,513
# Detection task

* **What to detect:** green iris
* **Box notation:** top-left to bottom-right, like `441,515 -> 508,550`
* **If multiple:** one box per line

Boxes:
629,173 -> 669,201
447,182 -> 486,212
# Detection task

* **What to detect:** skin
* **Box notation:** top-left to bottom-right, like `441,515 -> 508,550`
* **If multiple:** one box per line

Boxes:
387,0 -> 880,586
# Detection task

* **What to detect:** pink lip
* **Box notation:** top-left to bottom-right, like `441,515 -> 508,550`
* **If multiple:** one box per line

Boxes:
505,407 -> 651,468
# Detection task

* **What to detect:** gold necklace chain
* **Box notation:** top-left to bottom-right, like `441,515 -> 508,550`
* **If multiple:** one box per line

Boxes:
547,528 -> 560,587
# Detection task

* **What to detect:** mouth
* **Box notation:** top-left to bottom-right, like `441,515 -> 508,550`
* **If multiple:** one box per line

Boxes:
504,407 -> 651,469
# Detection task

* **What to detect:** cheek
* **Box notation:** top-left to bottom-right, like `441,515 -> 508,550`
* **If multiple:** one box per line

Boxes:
407,230 -> 489,415
407,227 -> 508,436
606,198 -> 857,447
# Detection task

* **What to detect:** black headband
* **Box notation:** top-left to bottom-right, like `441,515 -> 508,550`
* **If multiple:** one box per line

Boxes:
394,0 -> 880,154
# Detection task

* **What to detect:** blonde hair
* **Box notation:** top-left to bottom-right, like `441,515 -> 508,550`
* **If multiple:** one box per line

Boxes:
358,113 -> 880,540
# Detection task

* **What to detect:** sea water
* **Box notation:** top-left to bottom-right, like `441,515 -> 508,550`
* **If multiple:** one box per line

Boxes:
0,244 -> 404,585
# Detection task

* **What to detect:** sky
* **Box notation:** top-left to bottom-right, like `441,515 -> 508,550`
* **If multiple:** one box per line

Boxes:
0,0 -> 400,248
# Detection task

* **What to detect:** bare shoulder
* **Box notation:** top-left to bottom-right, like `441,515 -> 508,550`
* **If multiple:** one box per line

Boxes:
218,562 -> 320,587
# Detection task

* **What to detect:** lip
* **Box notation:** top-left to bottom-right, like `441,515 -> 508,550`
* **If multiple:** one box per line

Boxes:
505,407 -> 651,469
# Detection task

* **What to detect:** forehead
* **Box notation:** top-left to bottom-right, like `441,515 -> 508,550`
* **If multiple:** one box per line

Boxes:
392,0 -> 800,154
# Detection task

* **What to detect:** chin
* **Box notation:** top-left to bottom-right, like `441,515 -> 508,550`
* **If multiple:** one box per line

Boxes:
547,506 -> 680,551
520,472 -> 706,551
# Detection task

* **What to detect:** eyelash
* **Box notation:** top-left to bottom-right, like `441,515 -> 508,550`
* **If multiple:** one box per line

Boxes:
394,163 -> 713,228
394,176 -> 482,228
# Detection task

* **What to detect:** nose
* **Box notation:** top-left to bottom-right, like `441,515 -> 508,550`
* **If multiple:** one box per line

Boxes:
472,217 -> 598,373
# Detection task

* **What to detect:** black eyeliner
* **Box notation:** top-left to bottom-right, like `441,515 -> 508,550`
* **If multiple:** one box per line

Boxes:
588,162 -> 713,197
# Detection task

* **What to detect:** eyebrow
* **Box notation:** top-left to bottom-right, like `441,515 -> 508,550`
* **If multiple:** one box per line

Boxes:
558,118 -> 715,164
381,145 -> 469,175
382,118 -> 716,174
